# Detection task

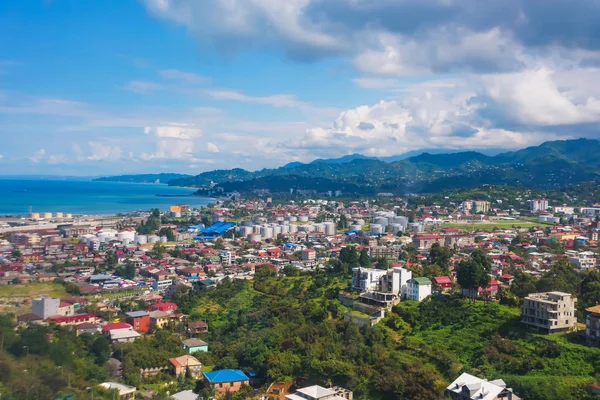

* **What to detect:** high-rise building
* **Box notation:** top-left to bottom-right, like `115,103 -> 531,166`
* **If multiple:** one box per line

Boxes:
32,297 -> 60,319
521,292 -> 576,333
530,199 -> 548,213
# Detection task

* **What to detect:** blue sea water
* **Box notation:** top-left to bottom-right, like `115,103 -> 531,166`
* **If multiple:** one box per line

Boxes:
0,179 -> 212,215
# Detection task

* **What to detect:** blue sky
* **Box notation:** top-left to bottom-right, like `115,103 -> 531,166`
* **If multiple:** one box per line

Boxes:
1,0 -> 600,175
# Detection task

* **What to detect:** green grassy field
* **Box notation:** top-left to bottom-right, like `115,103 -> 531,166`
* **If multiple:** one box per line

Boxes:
445,219 -> 539,230
0,282 -> 67,298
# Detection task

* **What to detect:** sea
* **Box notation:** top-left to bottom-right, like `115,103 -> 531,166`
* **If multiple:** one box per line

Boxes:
0,179 -> 212,215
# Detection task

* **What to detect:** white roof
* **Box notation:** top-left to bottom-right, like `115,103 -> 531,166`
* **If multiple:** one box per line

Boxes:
446,373 -> 507,400
286,385 -> 337,400
171,390 -> 198,400
109,328 -> 141,340
100,382 -> 136,395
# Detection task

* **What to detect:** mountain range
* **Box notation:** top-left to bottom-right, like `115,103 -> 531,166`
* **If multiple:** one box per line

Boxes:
95,139 -> 600,195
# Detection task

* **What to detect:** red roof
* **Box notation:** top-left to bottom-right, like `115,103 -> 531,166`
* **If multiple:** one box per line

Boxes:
433,276 -> 452,285
148,302 -> 178,312
303,248 -> 316,252
102,322 -> 132,332
499,273 -> 514,279
47,313 -> 96,323
59,302 -> 71,308
415,235 -> 443,240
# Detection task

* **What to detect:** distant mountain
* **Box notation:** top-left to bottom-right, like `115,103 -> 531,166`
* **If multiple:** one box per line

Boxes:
97,139 -> 600,195
94,173 -> 191,184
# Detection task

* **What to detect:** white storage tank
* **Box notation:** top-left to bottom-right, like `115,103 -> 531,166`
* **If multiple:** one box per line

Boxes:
289,216 -> 298,222
148,235 -> 160,243
374,217 -> 389,227
298,215 -> 309,222
135,235 -> 148,245
314,223 -> 326,233
390,223 -> 404,234
253,225 -> 263,234
349,224 -> 362,231
324,221 -> 336,236
370,224 -> 384,234
66,213 -> 73,219
55,212 -> 64,219
299,224 -> 314,232
43,212 -> 52,219
273,225 -> 282,235
160,236 -> 168,243
261,226 -> 274,239
354,219 -> 365,226
280,224 -> 290,233
240,226 -> 254,236
248,234 -> 262,242
289,224 -> 298,233
276,217 -> 284,222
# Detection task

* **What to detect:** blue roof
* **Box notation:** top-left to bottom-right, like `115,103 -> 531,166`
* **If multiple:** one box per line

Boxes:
126,311 -> 149,318
200,222 -> 236,236
203,369 -> 249,383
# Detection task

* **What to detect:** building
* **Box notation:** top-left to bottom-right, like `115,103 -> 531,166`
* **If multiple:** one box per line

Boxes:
406,277 -> 432,301
203,369 -> 250,396
182,338 -> 209,354
521,292 -> 576,333
109,328 -> 141,343
566,251 -> 596,269
473,201 -> 490,214
46,313 -> 98,326
153,279 -> 174,292
125,311 -> 150,333
446,372 -> 520,400
58,302 -> 75,316
530,198 -> 549,213
586,305 -> 600,345
169,355 -> 203,378
188,320 -> 208,334
301,248 -> 316,261
285,385 -> 353,400
369,246 -> 402,260
99,382 -> 136,400
351,268 -> 388,292
432,276 -> 453,291
148,302 -> 178,313
32,297 -> 60,319
412,235 -> 444,250
171,390 -> 199,400
149,310 -> 172,329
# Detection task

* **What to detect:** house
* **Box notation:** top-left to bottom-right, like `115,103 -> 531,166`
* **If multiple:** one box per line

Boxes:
169,355 -> 203,378
301,248 -> 316,261
171,390 -> 198,400
16,313 -> 43,328
148,302 -> 178,313
74,322 -> 102,336
432,276 -> 453,291
32,296 -> 60,319
182,338 -> 209,354
412,235 -> 444,250
406,277 -> 432,302
58,302 -> 75,316
188,320 -> 208,334
109,328 -> 141,343
125,311 -> 150,333
203,369 -> 250,396
102,322 -> 132,334
521,292 -> 576,333
351,268 -> 388,292
149,310 -> 172,329
99,382 -> 136,400
285,385 -> 353,400
586,305 -> 600,345
446,372 -> 520,400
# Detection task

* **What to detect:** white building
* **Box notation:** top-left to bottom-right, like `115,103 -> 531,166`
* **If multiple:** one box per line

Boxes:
406,277 -> 432,302
152,279 -> 174,292
566,250 -> 596,269
530,199 -> 548,213
351,268 -> 388,292
219,250 -> 234,266
285,385 -> 352,400
32,297 -> 60,319
521,292 -> 576,333
446,372 -> 520,400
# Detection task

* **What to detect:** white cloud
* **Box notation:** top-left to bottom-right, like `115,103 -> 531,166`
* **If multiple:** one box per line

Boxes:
205,89 -> 307,108
206,142 -> 220,153
0,154 -> 4,160
141,139 -> 194,160
87,142 -> 123,161
28,149 -> 46,163
159,69 -> 208,84
144,125 -> 202,139
124,81 -> 163,94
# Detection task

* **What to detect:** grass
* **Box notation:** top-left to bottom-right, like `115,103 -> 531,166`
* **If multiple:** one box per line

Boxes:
445,219 -> 539,230
0,282 -> 67,298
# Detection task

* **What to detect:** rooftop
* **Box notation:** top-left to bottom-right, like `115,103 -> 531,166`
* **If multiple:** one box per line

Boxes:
203,369 -> 249,383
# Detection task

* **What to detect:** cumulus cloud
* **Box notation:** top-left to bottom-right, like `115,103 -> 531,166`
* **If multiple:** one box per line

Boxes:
207,142 -> 220,153
144,124 -> 202,139
28,149 -> 46,163
87,142 -> 123,161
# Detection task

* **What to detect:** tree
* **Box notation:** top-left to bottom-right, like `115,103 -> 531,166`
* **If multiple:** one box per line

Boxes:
339,246 -> 359,267
359,248 -> 372,268
158,227 -> 175,242
337,214 -> 348,230
90,336 -> 111,365
456,249 -> 491,300
150,243 -> 166,259
11,249 -> 22,258
104,251 -> 117,269
428,243 -> 452,272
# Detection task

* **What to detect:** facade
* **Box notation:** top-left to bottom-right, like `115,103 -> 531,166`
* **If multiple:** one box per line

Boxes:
351,268 -> 388,292
182,338 -> 209,354
125,311 -> 150,333
406,277 -> 432,301
152,279 -> 174,292
188,320 -> 209,334
203,369 -> 250,396
521,292 -> 576,333
446,372 -> 520,400
32,297 -> 60,319
369,246 -> 402,260
412,235 -> 444,250
301,248 -> 316,261
99,382 -> 136,400
58,302 -> 75,316
530,199 -> 549,213
169,355 -> 203,378
149,310 -> 172,329
285,385 -> 353,400
586,305 -> 600,345
566,251 -> 596,269
473,201 -> 490,214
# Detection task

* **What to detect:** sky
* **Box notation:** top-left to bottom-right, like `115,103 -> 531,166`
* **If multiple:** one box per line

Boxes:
1,0 -> 600,175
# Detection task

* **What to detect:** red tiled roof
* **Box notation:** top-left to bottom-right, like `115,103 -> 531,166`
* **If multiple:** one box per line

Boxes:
433,276 -> 452,284
102,322 -> 132,332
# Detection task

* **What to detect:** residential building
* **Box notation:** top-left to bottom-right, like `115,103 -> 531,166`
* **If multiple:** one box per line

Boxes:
473,201 -> 490,214
406,277 -> 432,301
369,246 -> 402,260
285,385 -> 353,400
125,311 -> 150,333
566,251 -> 596,269
530,199 -> 549,213
16,313 -> 43,328
301,248 -> 316,261
188,320 -> 208,334
412,235 -> 444,250
152,279 -> 174,292
586,305 -> 600,346
46,313 -> 98,326
58,302 -> 75,316
169,355 -> 203,378
203,369 -> 250,396
109,328 -> 141,343
521,292 -> 576,333
351,268 -> 388,292
99,382 -> 136,400
74,322 -> 101,336
32,296 -> 60,319
182,338 -> 209,354
446,372 -> 520,400
148,302 -> 178,313
171,390 -> 198,400
433,276 -> 453,291
149,310 -> 172,329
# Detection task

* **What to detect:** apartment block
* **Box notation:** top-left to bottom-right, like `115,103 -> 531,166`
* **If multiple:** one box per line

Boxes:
521,292 -> 576,333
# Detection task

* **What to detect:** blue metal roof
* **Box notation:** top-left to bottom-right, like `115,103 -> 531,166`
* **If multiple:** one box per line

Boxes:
203,369 -> 249,383
200,222 -> 236,236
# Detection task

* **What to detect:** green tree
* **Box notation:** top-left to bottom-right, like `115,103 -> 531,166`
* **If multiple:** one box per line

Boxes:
90,336 -> 111,365
428,243 -> 452,272
158,227 -> 175,242
359,248 -> 372,268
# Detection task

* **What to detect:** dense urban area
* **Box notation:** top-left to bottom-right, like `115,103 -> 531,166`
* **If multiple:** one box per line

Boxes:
3,186 -> 600,400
